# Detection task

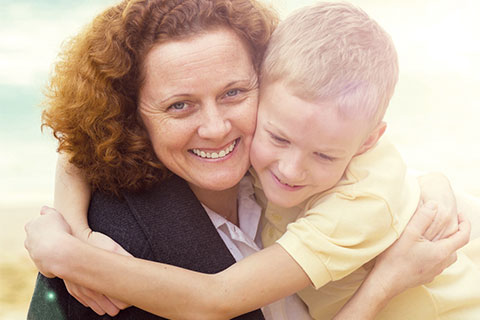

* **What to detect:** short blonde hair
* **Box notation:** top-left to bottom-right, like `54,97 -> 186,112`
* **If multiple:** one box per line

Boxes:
261,1 -> 398,124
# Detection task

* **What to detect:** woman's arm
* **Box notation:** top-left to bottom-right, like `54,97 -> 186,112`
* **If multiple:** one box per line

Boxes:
25,201 -> 468,320
45,157 -> 313,317
26,207 -> 310,319
333,205 -> 469,319
27,170 -> 464,319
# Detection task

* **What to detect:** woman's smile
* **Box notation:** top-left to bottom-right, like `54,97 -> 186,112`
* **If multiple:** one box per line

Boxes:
190,138 -> 239,160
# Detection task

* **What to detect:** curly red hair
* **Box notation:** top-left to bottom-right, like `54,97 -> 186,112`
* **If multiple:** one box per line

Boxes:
42,0 -> 278,196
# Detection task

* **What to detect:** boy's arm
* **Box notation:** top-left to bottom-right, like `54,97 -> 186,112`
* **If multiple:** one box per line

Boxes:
54,153 -> 91,238
53,154 -> 132,316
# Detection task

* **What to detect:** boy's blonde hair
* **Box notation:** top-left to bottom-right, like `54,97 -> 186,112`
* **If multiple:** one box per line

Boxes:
261,2 -> 398,124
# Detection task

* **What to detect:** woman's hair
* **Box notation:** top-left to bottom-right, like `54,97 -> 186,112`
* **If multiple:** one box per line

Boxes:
42,0 -> 278,196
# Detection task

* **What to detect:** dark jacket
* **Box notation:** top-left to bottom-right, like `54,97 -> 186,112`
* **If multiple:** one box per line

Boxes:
27,174 -> 264,320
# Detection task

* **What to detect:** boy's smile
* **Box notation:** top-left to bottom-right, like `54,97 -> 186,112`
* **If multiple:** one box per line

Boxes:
250,80 -> 377,208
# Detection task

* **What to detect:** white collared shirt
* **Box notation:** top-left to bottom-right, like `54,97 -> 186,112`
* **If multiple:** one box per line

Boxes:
203,176 -> 312,320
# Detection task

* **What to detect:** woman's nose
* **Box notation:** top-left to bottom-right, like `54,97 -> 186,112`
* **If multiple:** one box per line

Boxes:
197,103 -> 232,139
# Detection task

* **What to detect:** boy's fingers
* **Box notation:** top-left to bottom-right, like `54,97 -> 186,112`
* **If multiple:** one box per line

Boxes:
71,293 -> 89,308
40,206 -> 53,215
407,203 -> 437,236
65,280 -> 120,316
110,297 -> 130,310
437,214 -> 470,253
82,297 -> 106,316
24,219 -> 31,232
422,202 -> 440,240
40,205 -> 60,216
457,211 -> 468,226
441,253 -> 458,270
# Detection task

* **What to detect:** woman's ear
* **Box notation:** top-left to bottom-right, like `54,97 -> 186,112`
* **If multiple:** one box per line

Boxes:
355,121 -> 387,156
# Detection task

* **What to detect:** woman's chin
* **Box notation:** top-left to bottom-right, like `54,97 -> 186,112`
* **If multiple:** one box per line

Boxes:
188,169 -> 248,193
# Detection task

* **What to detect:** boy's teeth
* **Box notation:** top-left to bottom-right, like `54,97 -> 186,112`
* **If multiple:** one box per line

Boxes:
279,177 -> 295,187
192,140 -> 237,159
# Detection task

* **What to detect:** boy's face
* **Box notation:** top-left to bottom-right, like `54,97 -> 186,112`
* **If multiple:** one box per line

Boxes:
250,81 -> 372,208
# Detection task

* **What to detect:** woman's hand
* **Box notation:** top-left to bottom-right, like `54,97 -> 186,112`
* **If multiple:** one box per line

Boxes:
334,203 -> 471,319
418,172 -> 458,240
373,203 -> 470,299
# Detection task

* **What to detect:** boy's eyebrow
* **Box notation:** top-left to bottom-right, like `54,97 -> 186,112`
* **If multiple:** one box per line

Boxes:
315,148 -> 347,158
265,120 -> 346,155
265,121 -> 290,138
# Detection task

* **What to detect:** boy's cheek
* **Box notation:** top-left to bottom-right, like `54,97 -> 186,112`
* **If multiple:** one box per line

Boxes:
250,139 -> 271,171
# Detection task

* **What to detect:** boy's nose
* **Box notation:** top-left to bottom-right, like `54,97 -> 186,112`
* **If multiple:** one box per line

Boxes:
278,155 -> 306,183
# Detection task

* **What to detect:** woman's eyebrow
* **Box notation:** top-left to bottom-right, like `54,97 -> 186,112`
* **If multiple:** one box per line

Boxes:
224,76 -> 258,89
156,94 -> 191,105
145,76 -> 259,106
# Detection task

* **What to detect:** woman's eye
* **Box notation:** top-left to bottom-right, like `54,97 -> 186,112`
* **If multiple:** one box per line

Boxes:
168,102 -> 186,111
225,89 -> 240,97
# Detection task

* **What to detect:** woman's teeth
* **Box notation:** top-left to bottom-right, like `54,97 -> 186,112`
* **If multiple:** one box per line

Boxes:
192,140 -> 236,159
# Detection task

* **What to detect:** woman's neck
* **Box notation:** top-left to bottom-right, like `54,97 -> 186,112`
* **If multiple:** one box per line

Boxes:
188,183 -> 239,225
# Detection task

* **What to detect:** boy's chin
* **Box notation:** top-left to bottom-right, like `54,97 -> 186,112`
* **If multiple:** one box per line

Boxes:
266,192 -> 305,209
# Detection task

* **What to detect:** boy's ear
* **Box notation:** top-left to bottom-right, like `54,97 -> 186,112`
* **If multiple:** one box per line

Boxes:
355,121 -> 387,156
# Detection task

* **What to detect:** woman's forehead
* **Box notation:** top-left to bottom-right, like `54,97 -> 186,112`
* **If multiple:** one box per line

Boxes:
140,28 -> 257,98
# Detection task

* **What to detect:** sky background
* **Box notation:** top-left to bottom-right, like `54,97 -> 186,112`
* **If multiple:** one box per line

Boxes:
1,0 -> 479,211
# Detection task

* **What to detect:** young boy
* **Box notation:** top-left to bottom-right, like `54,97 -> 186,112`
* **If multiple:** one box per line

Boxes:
36,2 -> 480,319
248,2 -> 480,319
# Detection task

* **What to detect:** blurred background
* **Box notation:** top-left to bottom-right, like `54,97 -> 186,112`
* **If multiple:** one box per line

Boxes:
1,0 -> 479,318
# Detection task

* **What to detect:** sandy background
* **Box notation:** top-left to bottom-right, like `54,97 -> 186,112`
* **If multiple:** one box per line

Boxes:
1,0 -> 479,318
0,207 -> 38,319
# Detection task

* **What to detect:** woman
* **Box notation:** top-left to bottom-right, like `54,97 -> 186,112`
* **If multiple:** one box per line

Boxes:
26,0 -> 468,319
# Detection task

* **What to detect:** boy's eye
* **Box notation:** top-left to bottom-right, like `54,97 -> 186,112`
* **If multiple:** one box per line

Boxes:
315,152 -> 334,161
270,133 -> 289,144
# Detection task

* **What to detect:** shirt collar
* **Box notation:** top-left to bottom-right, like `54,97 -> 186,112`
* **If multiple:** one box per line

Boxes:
203,175 -> 262,241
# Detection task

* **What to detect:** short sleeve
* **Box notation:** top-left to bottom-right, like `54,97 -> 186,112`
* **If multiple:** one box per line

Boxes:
278,193 -> 400,289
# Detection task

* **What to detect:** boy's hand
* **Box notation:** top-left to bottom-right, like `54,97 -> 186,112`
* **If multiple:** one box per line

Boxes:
64,225 -> 133,316
418,172 -> 458,240
25,206 -> 131,316
24,206 -> 73,278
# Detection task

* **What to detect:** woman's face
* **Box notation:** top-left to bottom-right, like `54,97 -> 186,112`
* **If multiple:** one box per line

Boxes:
138,28 -> 258,192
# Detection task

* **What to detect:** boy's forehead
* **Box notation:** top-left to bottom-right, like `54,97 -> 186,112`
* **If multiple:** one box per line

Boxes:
259,80 -> 372,151
260,80 -> 336,114
264,80 -> 377,131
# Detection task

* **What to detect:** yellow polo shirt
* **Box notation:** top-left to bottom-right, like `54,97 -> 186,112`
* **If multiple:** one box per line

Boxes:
254,139 -> 480,319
